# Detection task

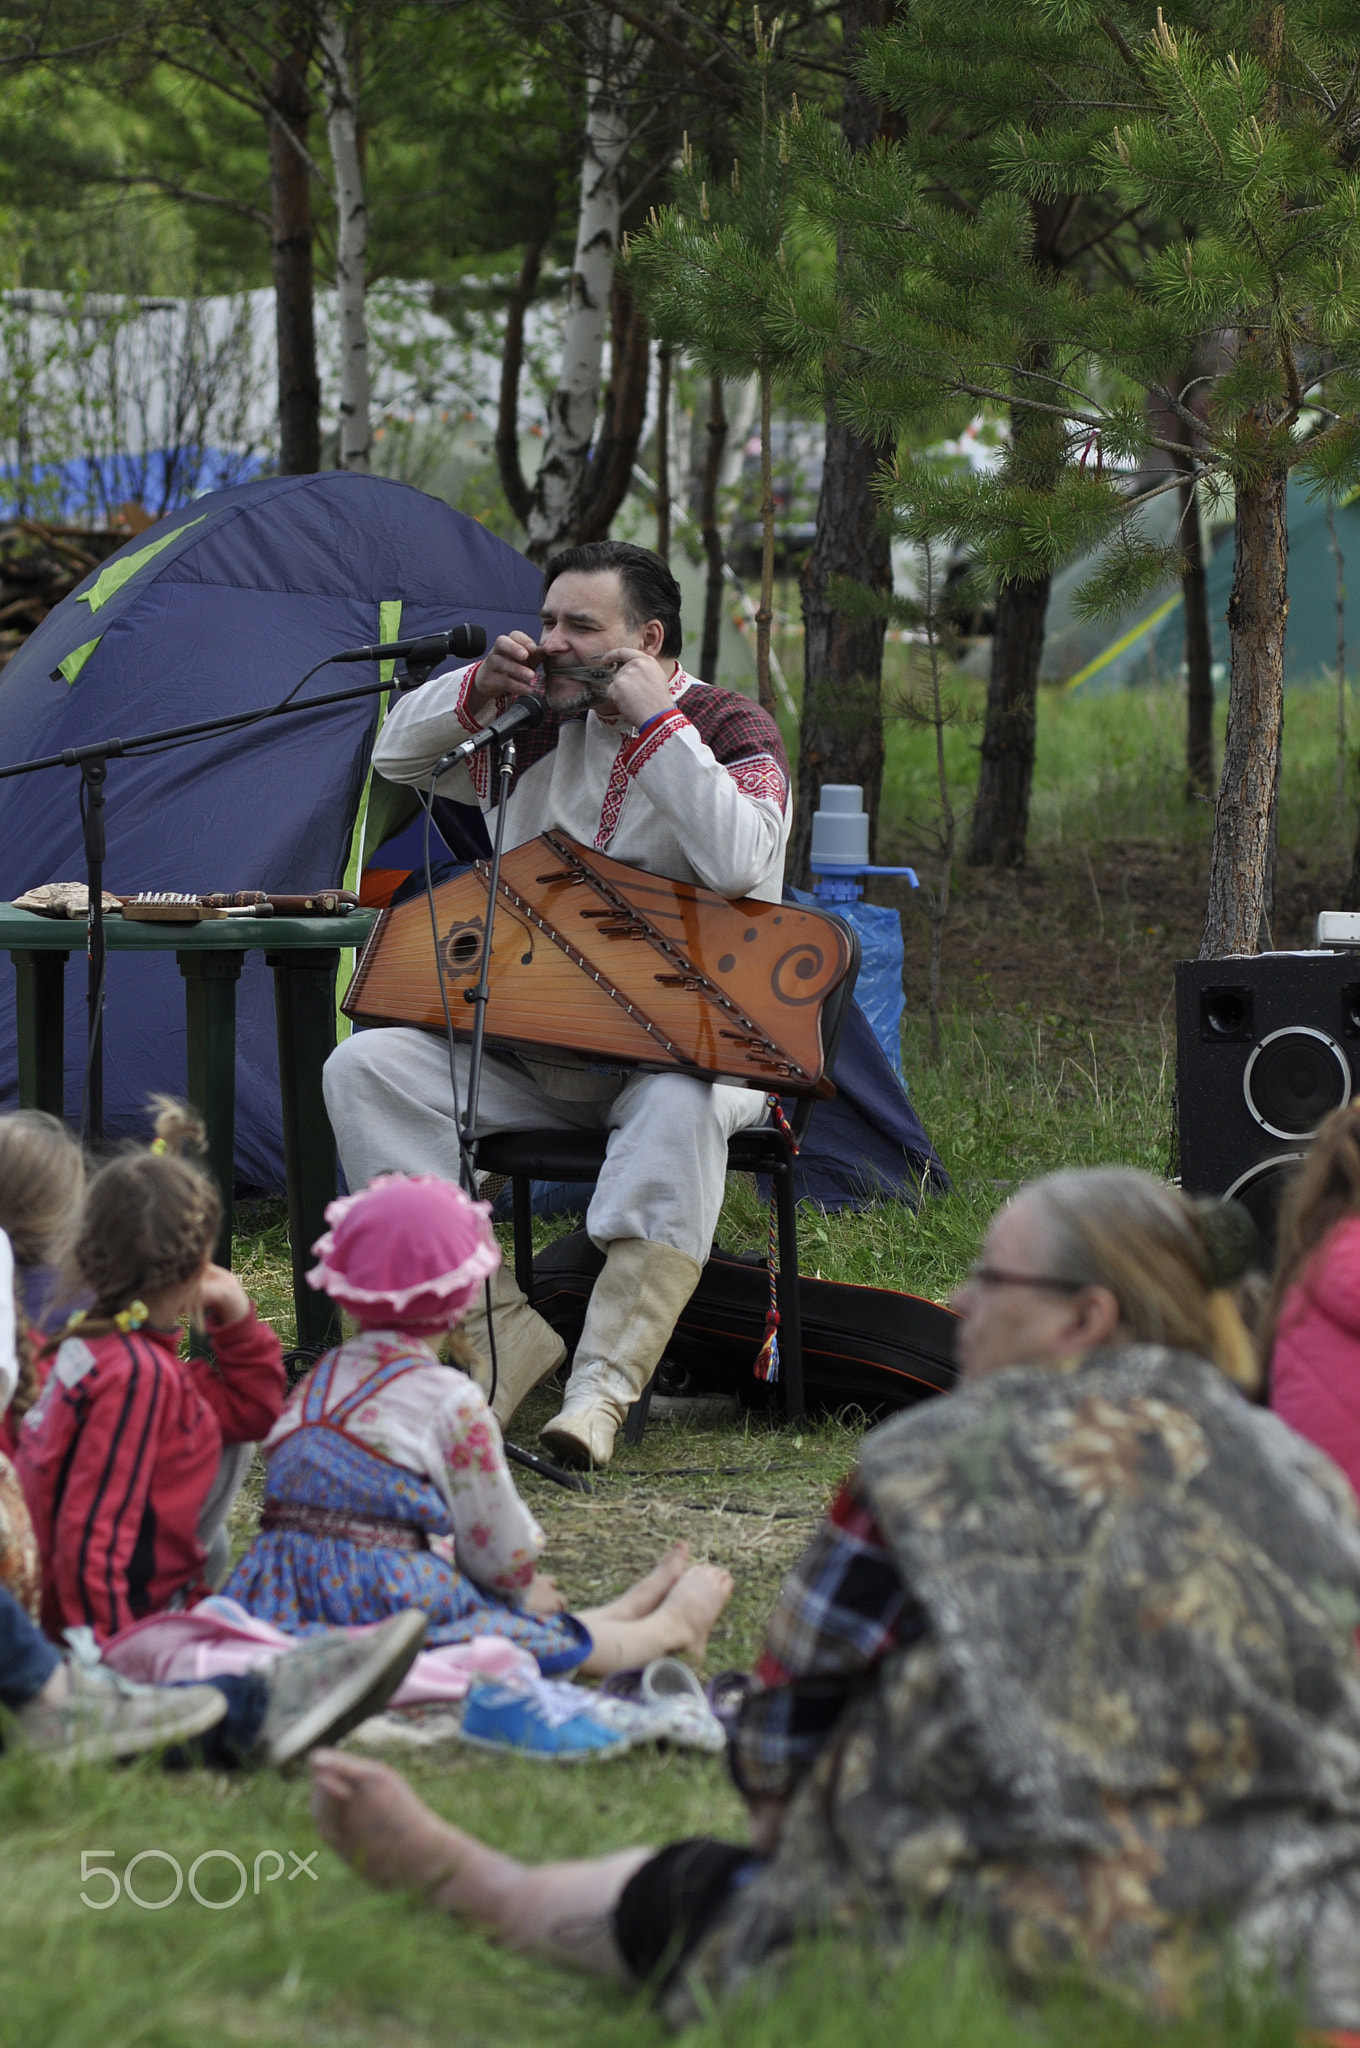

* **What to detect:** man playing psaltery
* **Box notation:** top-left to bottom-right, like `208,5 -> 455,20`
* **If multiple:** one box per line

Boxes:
323,541 -> 791,1470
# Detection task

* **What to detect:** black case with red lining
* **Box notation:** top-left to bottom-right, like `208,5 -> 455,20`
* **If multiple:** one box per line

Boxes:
530,1230 -> 958,1419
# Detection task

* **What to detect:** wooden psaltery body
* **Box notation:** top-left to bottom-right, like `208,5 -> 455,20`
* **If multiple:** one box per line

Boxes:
342,832 -> 853,1096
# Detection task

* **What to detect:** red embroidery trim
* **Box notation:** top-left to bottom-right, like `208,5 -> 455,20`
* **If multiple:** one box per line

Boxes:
452,662 -> 507,803
727,752 -> 789,807
594,752 -> 633,848
624,708 -> 689,779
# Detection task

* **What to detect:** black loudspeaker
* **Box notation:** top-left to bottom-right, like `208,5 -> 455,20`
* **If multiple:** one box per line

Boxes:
1175,953 -> 1360,1241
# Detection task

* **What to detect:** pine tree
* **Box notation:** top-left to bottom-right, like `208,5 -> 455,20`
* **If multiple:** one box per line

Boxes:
627,16 -> 798,716
806,2 -> 1141,869
792,0 -> 897,885
787,1 -> 1360,953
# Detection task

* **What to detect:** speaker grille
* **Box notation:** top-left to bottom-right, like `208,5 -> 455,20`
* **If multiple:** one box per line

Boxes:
1242,1028 -> 1351,1139
1224,1153 -> 1304,1239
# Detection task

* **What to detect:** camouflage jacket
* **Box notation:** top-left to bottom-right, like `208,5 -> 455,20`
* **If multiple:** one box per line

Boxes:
679,1346 -> 1360,2028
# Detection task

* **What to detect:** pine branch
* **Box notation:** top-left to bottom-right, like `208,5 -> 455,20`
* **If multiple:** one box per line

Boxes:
91,169 -> 271,228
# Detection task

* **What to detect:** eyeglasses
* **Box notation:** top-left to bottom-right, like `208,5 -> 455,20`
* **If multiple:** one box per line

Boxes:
965,1264 -> 1090,1295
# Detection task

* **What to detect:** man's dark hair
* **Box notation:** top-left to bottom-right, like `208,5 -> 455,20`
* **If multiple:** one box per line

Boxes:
542,540 -> 683,659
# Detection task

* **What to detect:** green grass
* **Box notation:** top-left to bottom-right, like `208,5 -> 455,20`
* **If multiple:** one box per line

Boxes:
5,675 -> 1346,2044
872,669 -> 1360,861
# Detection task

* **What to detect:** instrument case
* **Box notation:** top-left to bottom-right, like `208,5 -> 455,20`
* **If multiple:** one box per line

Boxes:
529,1231 -> 958,1420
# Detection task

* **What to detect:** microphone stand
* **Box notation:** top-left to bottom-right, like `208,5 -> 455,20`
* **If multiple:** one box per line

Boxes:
457,729 -> 516,1195
80,758 -> 108,1141
456,732 -> 590,1494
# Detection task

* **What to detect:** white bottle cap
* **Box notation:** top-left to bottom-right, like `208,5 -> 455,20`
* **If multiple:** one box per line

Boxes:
810,784 -> 869,867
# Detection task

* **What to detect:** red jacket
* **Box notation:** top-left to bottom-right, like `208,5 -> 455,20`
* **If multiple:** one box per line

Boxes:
16,1308 -> 285,1643
1271,1215 -> 1360,1505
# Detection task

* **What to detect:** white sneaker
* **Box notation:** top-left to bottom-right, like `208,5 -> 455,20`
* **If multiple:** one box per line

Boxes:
14,1662 -> 228,1770
256,1611 -> 428,1771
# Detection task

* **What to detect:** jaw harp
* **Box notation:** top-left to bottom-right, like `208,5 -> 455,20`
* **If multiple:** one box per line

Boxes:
543,661 -> 626,684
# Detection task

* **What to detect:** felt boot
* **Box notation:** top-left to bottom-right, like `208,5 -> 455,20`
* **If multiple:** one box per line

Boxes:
539,1239 -> 702,1470
463,1263 -> 568,1428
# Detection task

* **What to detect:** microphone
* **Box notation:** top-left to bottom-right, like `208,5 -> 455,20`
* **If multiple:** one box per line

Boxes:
432,692 -> 546,777
331,623 -> 487,666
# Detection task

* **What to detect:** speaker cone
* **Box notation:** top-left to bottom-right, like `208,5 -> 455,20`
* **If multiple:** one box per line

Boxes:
1242,1028 -> 1351,1139
1224,1153 -> 1304,1244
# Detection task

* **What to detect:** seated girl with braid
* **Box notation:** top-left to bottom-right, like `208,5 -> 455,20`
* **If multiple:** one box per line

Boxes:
17,1100 -> 286,1644
224,1174 -> 731,1677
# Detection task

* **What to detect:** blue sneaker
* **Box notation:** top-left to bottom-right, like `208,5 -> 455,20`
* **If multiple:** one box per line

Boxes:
458,1678 -> 631,1761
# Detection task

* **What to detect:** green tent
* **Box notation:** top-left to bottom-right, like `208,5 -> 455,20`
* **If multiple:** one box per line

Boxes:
1049,479 -> 1360,694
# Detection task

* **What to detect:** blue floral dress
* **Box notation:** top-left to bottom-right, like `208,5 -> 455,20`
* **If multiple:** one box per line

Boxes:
224,1340 -> 589,1673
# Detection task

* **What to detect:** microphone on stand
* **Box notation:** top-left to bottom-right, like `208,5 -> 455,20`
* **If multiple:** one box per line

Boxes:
432,692 -> 546,777
331,623 -> 488,666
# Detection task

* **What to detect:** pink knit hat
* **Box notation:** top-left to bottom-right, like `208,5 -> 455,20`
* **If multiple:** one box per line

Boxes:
306,1173 -> 501,1333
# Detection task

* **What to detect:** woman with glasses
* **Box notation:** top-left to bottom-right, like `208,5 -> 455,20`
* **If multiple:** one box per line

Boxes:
307,1166 -> 1360,2035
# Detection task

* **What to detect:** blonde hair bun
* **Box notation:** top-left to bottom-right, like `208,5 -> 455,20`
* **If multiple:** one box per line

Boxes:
148,1095 -> 207,1156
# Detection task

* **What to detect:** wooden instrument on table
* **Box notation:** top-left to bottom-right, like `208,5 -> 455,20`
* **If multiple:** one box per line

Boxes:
342,832 -> 854,1096
117,890 -> 361,923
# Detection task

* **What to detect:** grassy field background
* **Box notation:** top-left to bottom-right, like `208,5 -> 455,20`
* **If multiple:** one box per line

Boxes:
4,674 -> 1353,2046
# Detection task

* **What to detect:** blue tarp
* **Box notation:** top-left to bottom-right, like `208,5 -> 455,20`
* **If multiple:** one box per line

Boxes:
1,449 -> 266,523
0,471 -> 542,1183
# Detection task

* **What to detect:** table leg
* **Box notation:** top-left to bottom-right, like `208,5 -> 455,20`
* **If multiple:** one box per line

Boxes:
268,948 -> 342,1354
12,952 -> 67,1118
177,950 -> 244,1269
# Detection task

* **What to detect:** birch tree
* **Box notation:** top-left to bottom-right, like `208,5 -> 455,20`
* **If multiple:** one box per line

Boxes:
522,10 -> 648,560
318,5 -> 369,470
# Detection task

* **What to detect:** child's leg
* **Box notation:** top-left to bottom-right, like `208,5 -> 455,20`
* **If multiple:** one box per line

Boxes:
311,1748 -> 651,1979
574,1563 -> 733,1676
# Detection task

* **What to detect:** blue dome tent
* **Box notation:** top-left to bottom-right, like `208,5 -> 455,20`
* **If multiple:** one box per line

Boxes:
0,471 -> 542,1183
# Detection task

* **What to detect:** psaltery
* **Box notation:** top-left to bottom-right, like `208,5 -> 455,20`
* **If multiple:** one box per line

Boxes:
342,831 -> 854,1096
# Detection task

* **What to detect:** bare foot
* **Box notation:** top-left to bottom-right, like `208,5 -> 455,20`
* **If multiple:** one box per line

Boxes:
652,1563 -> 734,1663
590,1540 -> 691,1624
310,1749 -> 469,1893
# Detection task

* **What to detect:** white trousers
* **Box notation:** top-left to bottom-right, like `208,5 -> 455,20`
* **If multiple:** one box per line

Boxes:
322,1028 -> 766,1269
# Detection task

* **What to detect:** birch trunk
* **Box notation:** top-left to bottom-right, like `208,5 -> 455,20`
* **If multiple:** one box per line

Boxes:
525,18 -> 637,561
319,7 -> 369,471
1199,460 -> 1288,957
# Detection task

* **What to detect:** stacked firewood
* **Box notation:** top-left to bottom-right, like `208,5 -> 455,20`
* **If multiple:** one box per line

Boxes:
0,517 -> 146,668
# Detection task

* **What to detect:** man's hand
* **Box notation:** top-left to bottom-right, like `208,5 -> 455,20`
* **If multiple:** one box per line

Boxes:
197,1262 -> 251,1329
465,631 -> 543,721
601,649 -> 676,729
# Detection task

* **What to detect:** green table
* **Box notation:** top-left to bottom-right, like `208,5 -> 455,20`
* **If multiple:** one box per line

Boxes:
0,904 -> 377,1353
